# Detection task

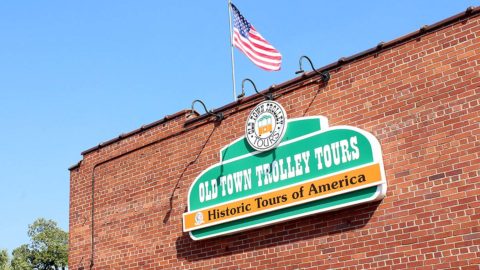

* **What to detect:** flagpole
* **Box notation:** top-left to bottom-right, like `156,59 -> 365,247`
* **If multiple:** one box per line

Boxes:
228,0 -> 237,101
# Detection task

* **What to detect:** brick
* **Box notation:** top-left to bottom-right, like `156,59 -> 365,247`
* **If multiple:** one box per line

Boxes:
69,12 -> 480,270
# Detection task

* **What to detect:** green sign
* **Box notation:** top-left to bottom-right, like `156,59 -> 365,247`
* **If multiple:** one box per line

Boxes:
183,116 -> 387,240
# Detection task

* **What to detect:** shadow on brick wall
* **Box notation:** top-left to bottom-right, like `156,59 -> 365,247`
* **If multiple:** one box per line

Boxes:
175,201 -> 381,262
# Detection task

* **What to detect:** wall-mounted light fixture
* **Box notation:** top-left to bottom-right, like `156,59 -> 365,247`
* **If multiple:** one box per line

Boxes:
295,55 -> 330,83
190,99 -> 224,122
237,78 -> 274,100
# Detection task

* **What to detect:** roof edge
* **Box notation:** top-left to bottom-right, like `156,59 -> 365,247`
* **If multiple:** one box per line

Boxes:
184,6 -> 479,126
68,160 -> 82,171
78,6 -> 479,156
80,109 -> 192,156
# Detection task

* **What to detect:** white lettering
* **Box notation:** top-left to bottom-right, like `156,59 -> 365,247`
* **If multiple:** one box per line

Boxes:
302,151 -> 311,174
314,147 -> 323,170
294,153 -> 303,176
256,165 -> 264,187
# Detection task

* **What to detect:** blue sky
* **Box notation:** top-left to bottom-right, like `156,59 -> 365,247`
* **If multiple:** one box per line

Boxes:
0,1 -> 476,253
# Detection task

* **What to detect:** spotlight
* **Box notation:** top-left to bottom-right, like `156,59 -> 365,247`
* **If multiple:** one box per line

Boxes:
190,99 -> 223,122
295,55 -> 330,82
240,78 -> 273,100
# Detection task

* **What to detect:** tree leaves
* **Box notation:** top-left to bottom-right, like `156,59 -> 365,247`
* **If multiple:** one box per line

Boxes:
0,249 -> 10,270
6,218 -> 68,270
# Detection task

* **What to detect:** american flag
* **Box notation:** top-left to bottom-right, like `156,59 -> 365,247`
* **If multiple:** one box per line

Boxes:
231,3 -> 282,71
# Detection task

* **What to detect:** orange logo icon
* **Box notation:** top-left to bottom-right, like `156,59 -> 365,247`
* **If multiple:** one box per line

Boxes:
257,115 -> 273,136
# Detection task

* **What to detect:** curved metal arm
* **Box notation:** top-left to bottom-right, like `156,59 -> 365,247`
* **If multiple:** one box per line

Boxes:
295,55 -> 330,83
239,78 -> 273,100
191,99 -> 223,122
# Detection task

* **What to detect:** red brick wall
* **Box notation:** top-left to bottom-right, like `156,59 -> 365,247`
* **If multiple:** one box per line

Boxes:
69,12 -> 480,270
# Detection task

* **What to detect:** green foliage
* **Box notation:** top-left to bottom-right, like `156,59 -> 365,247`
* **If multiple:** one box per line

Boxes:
0,249 -> 11,270
8,218 -> 68,270
11,246 -> 29,270
27,218 -> 68,269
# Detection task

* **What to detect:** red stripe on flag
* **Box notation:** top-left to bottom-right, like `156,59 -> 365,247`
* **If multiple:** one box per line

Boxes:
233,32 -> 281,71
233,31 -> 281,71
233,31 -> 281,61
230,4 -> 282,71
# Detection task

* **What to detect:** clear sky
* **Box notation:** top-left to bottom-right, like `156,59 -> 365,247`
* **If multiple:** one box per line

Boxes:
0,0 -> 477,253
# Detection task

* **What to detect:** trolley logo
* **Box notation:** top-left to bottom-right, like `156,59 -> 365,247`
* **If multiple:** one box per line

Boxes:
183,116 -> 387,240
245,100 -> 287,152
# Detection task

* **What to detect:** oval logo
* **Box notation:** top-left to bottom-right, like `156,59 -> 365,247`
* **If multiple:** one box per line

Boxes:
194,212 -> 204,225
245,100 -> 287,152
